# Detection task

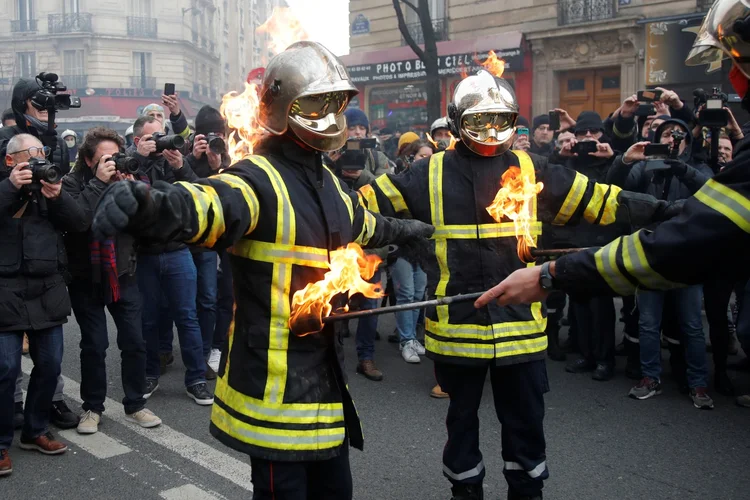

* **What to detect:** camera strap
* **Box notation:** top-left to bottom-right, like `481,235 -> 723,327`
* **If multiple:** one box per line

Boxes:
13,201 -> 29,219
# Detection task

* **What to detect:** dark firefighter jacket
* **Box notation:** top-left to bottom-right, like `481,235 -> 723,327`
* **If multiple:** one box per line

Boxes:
360,142 -> 624,367
146,137 -> 394,462
555,135 -> 750,297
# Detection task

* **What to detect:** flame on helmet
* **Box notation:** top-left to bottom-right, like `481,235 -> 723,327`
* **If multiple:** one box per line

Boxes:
426,132 -> 458,151
256,7 -> 309,57
219,7 -> 310,163
480,50 -> 506,78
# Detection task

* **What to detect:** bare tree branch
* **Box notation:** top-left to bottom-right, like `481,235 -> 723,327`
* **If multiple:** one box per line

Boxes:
399,0 -> 419,14
392,0 -> 425,60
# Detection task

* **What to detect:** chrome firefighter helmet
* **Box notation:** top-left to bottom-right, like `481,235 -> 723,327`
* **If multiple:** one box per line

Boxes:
686,0 -> 750,77
430,117 -> 450,136
447,70 -> 518,157
258,41 -> 358,152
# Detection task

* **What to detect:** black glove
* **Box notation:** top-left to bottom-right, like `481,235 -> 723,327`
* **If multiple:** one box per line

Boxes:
654,199 -> 685,222
665,159 -> 688,177
93,181 -> 150,240
383,217 -> 435,246
615,190 -> 683,227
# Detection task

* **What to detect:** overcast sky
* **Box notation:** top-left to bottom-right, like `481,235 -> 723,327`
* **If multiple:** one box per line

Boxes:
285,0 -> 351,56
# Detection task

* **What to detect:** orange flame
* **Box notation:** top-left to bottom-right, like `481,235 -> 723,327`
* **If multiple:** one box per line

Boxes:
289,243 -> 383,336
426,132 -> 458,151
460,63 -> 469,79
486,167 -> 544,262
481,50 -> 506,78
220,82 -> 263,163
256,7 -> 309,57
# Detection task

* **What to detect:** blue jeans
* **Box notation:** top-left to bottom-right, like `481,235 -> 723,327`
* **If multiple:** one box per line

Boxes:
0,326 -> 63,450
192,251 -> 218,358
356,271 -> 382,362
138,248 -> 206,388
637,286 -> 708,388
391,258 -> 427,345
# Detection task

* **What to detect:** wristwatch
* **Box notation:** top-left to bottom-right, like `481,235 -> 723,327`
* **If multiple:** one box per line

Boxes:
539,261 -> 556,291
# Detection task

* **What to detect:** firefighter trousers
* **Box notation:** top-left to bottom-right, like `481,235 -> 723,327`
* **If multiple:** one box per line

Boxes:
435,359 -> 549,497
249,441 -> 352,500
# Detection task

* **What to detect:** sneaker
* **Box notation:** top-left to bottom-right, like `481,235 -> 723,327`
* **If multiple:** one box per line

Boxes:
76,410 -> 101,435
207,348 -> 221,373
186,383 -> 214,406
13,402 -> 23,430
50,400 -> 78,429
400,340 -> 421,364
735,394 -> 750,408
159,353 -> 174,373
205,363 -> 217,381
628,377 -> 662,400
19,432 -> 67,455
356,360 -> 383,381
413,340 -> 426,355
690,387 -> 715,410
430,384 -> 449,399
0,449 -> 11,477
144,379 -> 159,399
126,408 -> 162,428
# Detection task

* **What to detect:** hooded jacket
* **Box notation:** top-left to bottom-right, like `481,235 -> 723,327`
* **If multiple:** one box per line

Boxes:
0,78 -> 70,175
606,118 -> 712,205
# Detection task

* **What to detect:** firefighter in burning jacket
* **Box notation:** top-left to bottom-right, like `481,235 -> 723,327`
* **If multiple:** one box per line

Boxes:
91,41 -> 433,499
360,70 -> 680,500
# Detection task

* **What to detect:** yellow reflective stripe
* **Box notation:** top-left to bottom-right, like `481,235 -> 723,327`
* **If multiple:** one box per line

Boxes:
425,315 -> 546,340
553,172 -> 587,225
425,335 -> 547,359
432,222 -> 542,240
210,173 -> 260,235
212,404 -> 345,451
375,175 -> 408,213
600,184 -> 621,225
179,182 -> 209,243
622,231 -> 682,289
325,167 -> 354,222
358,184 -> 380,214
515,150 -> 538,220
594,238 -> 634,295
430,153 -> 450,299
583,183 -> 606,224
230,240 -> 329,269
247,155 -> 293,405
694,179 -> 750,233
356,210 -> 378,246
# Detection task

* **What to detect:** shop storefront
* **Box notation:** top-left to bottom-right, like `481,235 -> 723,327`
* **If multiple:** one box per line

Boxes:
340,32 -> 532,133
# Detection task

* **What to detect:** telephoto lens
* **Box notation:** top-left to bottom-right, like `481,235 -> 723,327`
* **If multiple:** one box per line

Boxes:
152,132 -> 186,152
205,133 -> 227,155
28,158 -> 62,184
112,153 -> 140,174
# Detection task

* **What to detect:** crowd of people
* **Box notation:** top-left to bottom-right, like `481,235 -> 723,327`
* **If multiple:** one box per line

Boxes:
0,36 -> 748,500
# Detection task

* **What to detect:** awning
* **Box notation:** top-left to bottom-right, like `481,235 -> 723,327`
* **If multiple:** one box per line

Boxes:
340,32 -> 524,84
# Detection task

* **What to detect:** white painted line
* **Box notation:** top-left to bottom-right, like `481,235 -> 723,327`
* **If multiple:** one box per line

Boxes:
59,429 -> 133,459
160,484 -> 223,500
21,357 -> 254,492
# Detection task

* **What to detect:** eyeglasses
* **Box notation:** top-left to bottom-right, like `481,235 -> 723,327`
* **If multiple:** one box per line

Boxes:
291,92 -> 350,120
574,128 -> 600,136
9,146 -> 51,158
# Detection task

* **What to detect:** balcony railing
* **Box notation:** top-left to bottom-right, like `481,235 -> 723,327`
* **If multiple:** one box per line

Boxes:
127,16 -> 157,38
130,75 -> 156,88
402,18 -> 448,45
48,13 -> 92,34
558,0 -> 616,25
11,19 -> 37,32
60,75 -> 88,88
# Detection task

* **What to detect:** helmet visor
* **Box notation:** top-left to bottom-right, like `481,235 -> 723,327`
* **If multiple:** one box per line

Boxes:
462,112 -> 516,142
291,92 -> 350,120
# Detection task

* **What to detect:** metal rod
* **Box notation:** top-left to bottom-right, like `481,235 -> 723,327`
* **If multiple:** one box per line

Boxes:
529,247 -> 588,257
321,292 -> 485,324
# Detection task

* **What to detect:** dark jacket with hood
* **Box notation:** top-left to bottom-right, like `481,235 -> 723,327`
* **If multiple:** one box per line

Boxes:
0,78 -> 70,175
607,118 -> 712,207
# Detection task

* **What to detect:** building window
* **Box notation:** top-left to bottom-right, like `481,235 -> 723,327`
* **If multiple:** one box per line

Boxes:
17,0 -> 33,21
567,78 -> 586,92
16,52 -> 36,78
130,0 -> 152,17
132,51 -> 153,88
369,84 -> 429,133
64,49 -> 84,75
64,0 -> 80,14
601,75 -> 620,90
402,0 -> 448,44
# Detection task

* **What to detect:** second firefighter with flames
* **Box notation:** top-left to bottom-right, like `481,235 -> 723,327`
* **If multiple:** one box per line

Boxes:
359,70 -> 680,500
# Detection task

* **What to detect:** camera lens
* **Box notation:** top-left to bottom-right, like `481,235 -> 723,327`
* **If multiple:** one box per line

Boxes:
208,136 -> 227,155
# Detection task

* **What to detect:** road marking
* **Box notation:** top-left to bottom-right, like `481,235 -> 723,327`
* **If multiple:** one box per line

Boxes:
21,357 -> 254,492
160,484 -> 223,500
59,429 -> 133,459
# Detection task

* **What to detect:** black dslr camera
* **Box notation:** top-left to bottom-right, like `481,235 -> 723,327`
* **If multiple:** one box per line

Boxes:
27,158 -> 62,186
644,128 -> 686,161
336,138 -> 377,171
205,133 -> 227,155
152,132 -> 186,152
694,88 -> 729,128
111,153 -> 140,174
30,72 -> 82,112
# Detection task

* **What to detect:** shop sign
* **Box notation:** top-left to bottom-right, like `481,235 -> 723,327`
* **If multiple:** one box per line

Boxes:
351,14 -> 371,36
347,48 -> 523,84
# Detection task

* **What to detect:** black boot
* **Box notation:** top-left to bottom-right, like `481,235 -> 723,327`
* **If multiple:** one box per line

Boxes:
450,483 -> 484,500
508,490 -> 542,500
546,324 -> 566,362
50,400 -> 79,429
592,363 -> 615,381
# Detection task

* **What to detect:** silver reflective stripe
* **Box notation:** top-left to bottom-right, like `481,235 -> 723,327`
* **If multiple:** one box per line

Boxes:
504,460 -> 547,479
235,426 -> 345,446
443,461 -> 485,481
243,401 -> 344,420
263,248 -> 329,266
622,332 -> 639,343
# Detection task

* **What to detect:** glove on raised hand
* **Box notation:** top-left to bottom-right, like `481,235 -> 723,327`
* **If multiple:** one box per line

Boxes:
614,190 -> 685,227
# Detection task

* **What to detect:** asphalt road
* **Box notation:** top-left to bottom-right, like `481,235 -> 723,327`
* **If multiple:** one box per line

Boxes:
4,301 -> 750,500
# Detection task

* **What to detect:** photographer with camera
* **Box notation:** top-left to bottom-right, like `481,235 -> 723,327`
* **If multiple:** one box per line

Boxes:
0,134 -> 89,473
183,106 -> 230,376
0,78 -> 71,175
61,127 -> 162,434
128,115 -> 212,405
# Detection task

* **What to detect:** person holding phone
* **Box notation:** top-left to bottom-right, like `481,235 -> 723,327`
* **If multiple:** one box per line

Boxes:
529,115 -> 555,156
